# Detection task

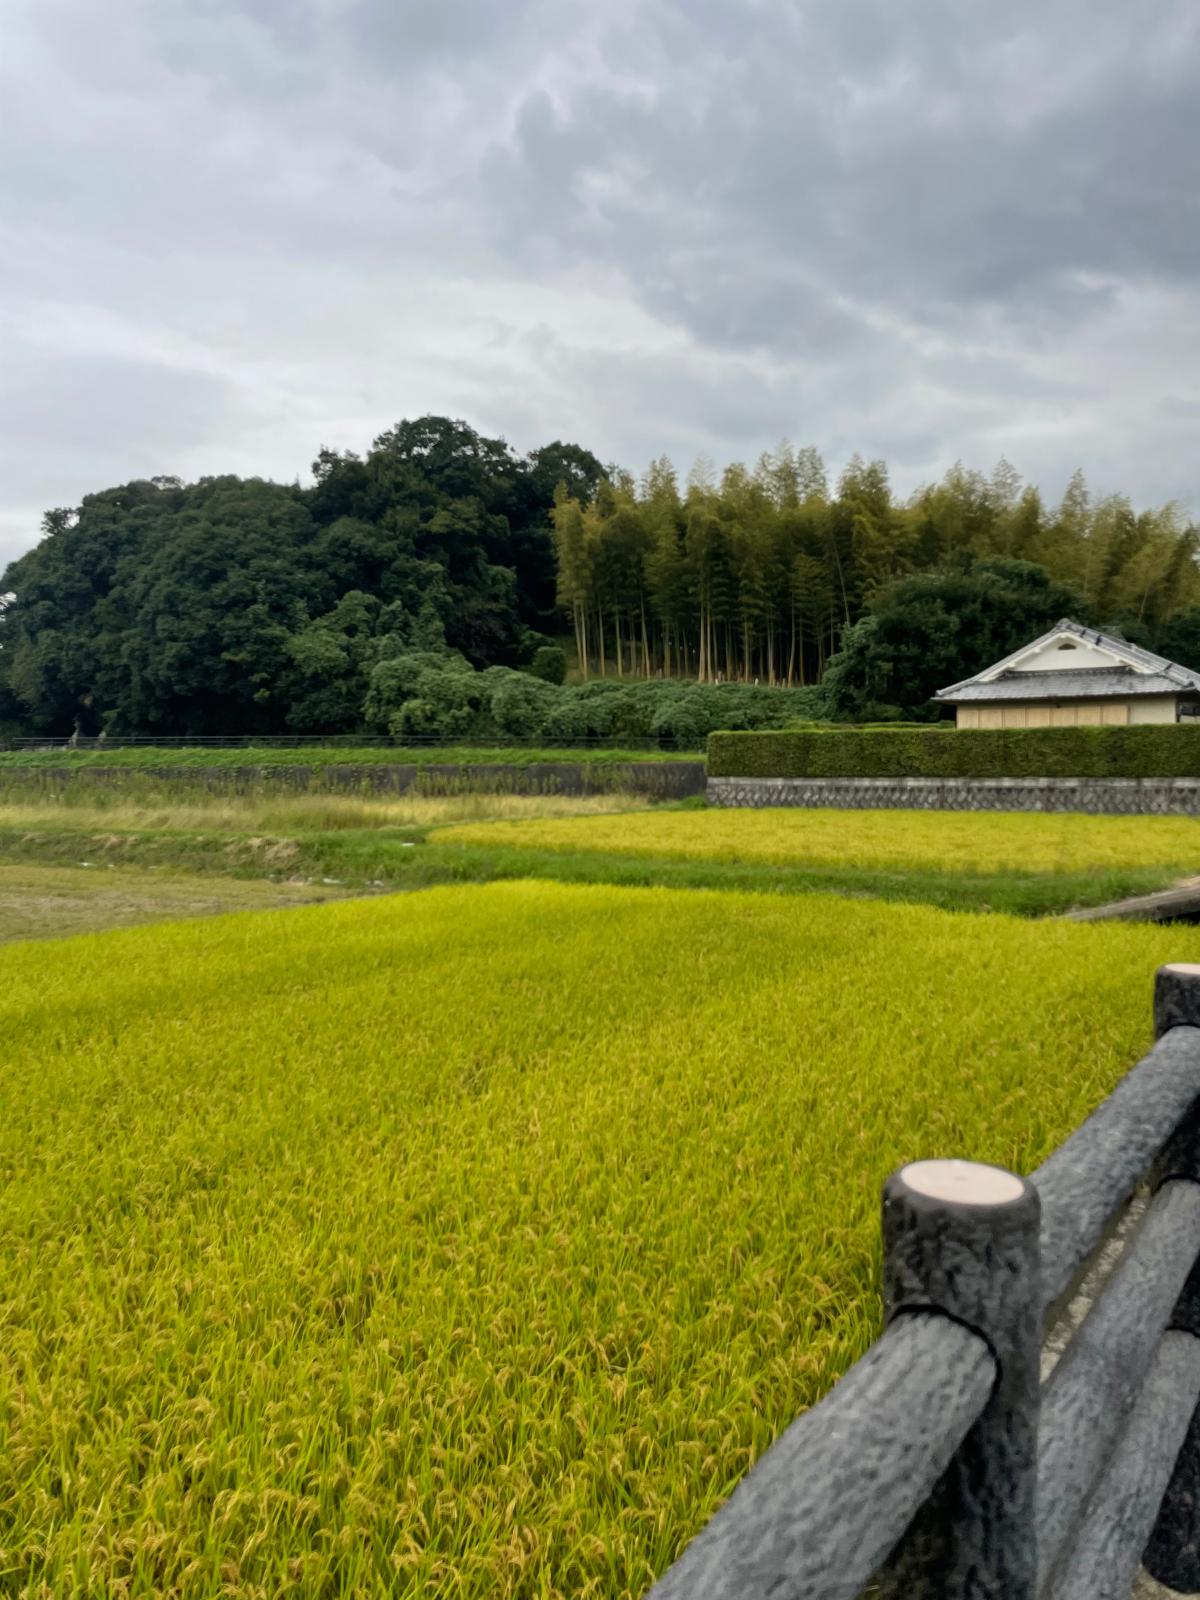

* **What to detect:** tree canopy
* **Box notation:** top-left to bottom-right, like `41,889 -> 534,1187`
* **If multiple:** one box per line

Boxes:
820,559 -> 1087,721
2,421 -> 1197,735
0,418 -> 605,735
550,452 -> 1200,694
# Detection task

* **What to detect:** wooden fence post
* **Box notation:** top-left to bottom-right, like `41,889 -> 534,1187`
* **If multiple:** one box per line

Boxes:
874,1158 -> 1042,1599
1140,964 -> 1200,1590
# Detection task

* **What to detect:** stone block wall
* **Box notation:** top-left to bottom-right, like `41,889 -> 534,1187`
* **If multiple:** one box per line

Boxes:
707,775 -> 1200,815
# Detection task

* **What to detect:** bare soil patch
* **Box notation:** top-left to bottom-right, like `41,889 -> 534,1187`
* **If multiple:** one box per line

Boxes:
0,864 -> 357,944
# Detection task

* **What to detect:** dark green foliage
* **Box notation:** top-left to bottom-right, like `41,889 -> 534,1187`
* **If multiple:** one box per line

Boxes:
708,726 -> 1200,780
363,651 -> 485,739
361,661 -> 829,746
7,427 -> 1197,741
821,559 -> 1084,721
484,673 -> 557,738
111,478 -> 324,735
1,418 -> 605,737
1158,610 -> 1200,674
528,646 -> 567,685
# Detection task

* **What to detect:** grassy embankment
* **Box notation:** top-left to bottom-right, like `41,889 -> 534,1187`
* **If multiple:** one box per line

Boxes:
1,880 -> 1196,1596
0,788 -> 642,940
0,768 -> 1190,916
0,744 -> 698,769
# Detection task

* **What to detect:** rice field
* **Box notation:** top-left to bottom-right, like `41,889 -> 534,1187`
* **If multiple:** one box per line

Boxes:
437,807 -> 1200,878
1,880 -> 1196,1597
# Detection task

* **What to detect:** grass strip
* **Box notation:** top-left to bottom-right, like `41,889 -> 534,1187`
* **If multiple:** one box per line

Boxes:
0,743 -> 700,770
0,824 -> 1177,915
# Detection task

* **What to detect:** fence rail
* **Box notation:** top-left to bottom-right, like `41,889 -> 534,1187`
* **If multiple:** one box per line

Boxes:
646,964 -> 1200,1600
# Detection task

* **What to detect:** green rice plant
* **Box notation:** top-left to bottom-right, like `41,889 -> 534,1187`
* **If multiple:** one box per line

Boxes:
2,882 -> 1198,1595
437,807 -> 1200,877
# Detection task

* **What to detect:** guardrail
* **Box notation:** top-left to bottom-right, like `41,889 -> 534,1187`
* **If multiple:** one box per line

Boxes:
646,963 -> 1200,1600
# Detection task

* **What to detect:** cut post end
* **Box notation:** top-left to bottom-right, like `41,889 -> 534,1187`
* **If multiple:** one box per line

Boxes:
1155,964 -> 1200,1036
900,1159 -> 1026,1207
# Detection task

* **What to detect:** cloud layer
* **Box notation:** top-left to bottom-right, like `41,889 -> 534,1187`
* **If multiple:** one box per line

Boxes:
2,0 -> 1198,566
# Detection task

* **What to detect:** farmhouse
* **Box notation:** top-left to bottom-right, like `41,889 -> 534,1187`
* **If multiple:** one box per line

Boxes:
934,619 -> 1200,729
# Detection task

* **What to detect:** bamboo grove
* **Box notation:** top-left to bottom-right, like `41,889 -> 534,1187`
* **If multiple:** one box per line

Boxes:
551,449 -> 1200,686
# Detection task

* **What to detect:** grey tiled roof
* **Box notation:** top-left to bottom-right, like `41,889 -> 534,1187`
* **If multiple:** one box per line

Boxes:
935,619 -> 1200,701
941,669 -> 1199,703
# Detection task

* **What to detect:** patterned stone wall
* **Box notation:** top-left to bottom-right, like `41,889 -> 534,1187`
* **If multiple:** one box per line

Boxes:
707,775 -> 1200,815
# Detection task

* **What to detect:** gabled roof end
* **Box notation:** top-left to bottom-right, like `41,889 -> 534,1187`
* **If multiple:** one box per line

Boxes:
934,620 -> 1200,700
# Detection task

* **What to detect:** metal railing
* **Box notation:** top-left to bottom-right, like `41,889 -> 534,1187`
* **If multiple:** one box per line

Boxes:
646,963 -> 1200,1600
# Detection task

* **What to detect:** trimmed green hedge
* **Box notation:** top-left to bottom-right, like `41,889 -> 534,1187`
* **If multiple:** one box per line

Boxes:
707,726 -> 1200,780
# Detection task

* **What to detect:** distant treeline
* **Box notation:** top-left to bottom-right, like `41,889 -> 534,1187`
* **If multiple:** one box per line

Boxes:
1,415 -> 1198,736
0,418 -> 605,737
552,450 -> 1200,687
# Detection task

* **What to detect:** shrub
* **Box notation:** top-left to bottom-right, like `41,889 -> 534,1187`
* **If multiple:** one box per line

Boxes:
488,673 -> 561,738
707,725 -> 1200,780
540,696 -> 608,742
528,646 -> 567,685
365,651 -> 488,739
364,653 -> 832,746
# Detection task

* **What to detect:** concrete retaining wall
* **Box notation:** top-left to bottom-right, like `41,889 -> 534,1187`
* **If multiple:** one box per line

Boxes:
7,760 -> 707,801
707,775 -> 1200,815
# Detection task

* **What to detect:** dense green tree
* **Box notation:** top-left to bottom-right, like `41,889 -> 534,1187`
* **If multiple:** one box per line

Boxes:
283,591 -> 392,733
109,477 -> 325,734
1157,610 -> 1200,673
363,649 -> 485,738
1,416 -> 604,736
821,559 -> 1084,721
353,417 -> 603,635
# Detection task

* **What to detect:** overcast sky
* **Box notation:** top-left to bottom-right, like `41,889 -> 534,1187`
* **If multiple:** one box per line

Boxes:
2,0 -> 1198,568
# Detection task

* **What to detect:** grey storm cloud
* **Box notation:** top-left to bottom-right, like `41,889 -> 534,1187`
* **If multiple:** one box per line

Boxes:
1,0 -> 1198,569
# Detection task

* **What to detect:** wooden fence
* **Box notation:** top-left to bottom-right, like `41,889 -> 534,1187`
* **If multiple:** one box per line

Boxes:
645,963 -> 1200,1600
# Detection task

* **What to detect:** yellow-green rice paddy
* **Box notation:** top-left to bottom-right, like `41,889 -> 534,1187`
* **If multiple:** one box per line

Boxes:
1,879 -> 1195,1596
438,806 -> 1200,877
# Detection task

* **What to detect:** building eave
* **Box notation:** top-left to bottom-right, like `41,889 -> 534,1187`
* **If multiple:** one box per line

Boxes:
935,619 -> 1200,700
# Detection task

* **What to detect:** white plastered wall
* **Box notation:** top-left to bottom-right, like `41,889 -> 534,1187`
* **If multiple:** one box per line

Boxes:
956,699 -> 1179,729
1129,697 -> 1179,725
1012,638 -> 1133,673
